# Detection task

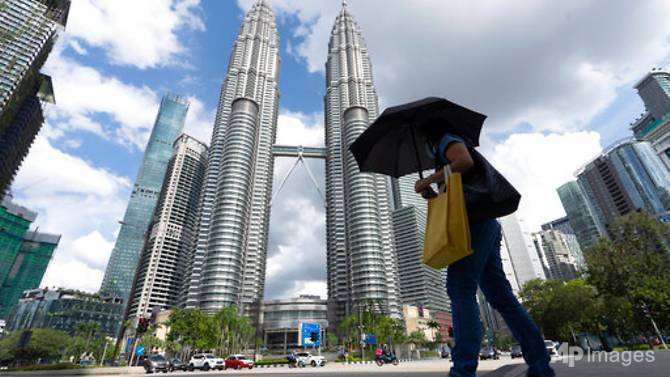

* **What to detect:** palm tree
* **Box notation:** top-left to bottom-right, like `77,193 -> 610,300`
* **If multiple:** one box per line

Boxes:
426,320 -> 441,342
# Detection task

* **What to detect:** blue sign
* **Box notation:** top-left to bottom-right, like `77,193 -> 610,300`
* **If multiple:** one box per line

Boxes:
125,338 -> 133,353
136,345 -> 145,356
301,323 -> 321,347
365,334 -> 377,345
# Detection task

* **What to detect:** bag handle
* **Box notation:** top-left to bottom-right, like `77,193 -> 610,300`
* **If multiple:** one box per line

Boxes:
439,164 -> 452,193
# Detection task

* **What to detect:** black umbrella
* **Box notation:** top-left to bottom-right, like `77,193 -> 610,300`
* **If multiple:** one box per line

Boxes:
349,97 -> 486,179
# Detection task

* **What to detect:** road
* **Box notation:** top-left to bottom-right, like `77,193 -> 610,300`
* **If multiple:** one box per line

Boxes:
0,358 -> 518,377
5,352 -> 670,376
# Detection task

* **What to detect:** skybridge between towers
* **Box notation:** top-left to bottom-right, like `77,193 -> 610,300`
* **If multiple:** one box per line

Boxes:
270,145 -> 327,208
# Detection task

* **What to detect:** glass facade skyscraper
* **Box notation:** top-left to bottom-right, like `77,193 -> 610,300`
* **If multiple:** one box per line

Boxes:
575,139 -> 670,232
557,181 -> 604,250
100,94 -> 189,304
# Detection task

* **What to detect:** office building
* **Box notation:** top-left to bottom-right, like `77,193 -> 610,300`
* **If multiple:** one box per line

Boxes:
392,206 -> 450,312
0,0 -> 69,196
186,1 -> 280,315
557,181 -> 604,250
100,94 -> 189,303
541,216 -> 574,235
533,230 -> 582,281
499,214 -> 545,289
7,288 -> 123,337
127,134 -> 207,322
631,69 -> 670,169
324,1 -> 400,323
576,139 -> 670,231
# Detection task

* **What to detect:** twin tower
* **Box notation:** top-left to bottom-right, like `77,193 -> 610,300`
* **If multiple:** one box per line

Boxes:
184,0 -> 402,323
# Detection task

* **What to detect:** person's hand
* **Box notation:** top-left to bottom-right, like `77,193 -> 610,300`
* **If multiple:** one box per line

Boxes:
415,177 -> 432,193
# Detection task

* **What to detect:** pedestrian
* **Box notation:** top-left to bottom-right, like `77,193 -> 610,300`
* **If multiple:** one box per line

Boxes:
414,132 -> 555,377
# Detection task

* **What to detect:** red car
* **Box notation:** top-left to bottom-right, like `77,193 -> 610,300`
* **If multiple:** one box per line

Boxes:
225,355 -> 255,370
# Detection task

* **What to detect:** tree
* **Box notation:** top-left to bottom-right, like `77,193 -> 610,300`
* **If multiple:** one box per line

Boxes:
167,308 -> 217,354
212,306 -> 255,356
584,211 -> 670,337
492,330 -> 515,351
2,329 -> 70,365
519,278 -> 602,342
67,321 -> 106,363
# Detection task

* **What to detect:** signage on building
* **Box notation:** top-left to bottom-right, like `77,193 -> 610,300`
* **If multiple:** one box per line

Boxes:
300,322 -> 321,347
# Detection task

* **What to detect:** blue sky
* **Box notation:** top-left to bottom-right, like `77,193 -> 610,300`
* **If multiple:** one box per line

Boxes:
11,0 -> 670,297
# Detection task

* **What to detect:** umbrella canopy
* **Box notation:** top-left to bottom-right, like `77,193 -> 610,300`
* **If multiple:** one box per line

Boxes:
349,97 -> 486,178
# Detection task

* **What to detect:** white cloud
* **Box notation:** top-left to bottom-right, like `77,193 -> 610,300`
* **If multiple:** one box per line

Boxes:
72,230 -> 115,271
276,110 -> 324,147
490,131 -> 603,231
42,43 -> 214,150
44,46 -> 159,149
12,136 -> 130,293
183,96 -> 214,145
66,0 -> 204,69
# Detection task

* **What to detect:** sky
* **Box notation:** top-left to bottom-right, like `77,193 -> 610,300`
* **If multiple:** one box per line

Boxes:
11,0 -> 670,300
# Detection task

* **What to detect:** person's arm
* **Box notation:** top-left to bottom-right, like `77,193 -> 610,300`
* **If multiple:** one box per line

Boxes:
414,141 -> 474,194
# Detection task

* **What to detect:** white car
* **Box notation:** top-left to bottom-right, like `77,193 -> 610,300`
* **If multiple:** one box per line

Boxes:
295,352 -> 326,367
188,353 -> 225,371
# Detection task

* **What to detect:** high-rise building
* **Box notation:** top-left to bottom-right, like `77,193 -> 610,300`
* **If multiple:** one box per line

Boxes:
127,134 -> 207,322
392,206 -> 450,312
540,216 -> 574,235
557,181 -> 604,250
100,94 -> 189,303
324,1 -> 400,322
0,0 -> 70,196
533,230 -> 582,281
631,69 -> 670,169
0,197 -> 59,319
575,139 -> 670,231
499,214 -> 545,290
189,1 -> 280,314
7,288 -> 123,338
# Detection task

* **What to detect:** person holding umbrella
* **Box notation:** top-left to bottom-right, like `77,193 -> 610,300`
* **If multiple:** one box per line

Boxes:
350,97 -> 554,377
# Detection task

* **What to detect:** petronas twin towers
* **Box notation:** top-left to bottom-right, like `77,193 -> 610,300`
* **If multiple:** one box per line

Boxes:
182,0 -> 401,322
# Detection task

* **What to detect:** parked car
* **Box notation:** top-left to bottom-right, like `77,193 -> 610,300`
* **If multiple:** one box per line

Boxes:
224,355 -> 255,370
440,346 -> 451,359
144,354 -> 169,374
188,353 -> 225,371
479,347 -> 499,360
510,345 -> 522,359
295,352 -> 327,367
544,340 -> 557,356
168,357 -> 187,372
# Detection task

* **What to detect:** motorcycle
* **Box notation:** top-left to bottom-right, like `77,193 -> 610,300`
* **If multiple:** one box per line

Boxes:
375,353 -> 399,366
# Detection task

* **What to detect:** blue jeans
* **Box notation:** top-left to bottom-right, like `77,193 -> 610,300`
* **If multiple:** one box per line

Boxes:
447,220 -> 555,377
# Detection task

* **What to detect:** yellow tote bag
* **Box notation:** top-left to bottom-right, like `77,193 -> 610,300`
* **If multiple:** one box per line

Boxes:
423,166 -> 472,268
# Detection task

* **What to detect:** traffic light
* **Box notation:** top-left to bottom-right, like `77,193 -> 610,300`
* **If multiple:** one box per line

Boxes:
447,326 -> 454,338
310,331 -> 318,343
136,317 -> 149,334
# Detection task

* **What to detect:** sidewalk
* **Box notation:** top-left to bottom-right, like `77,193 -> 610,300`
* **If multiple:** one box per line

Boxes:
486,350 -> 669,377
